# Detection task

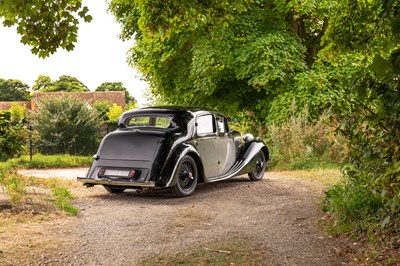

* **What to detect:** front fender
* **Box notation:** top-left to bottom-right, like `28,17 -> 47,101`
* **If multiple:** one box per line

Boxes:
236,140 -> 269,176
156,143 -> 202,188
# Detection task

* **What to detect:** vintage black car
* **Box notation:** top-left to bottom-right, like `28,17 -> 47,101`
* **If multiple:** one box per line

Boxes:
78,107 -> 269,197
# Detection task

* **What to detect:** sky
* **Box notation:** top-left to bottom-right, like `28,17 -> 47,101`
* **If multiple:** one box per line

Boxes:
0,1 -> 148,106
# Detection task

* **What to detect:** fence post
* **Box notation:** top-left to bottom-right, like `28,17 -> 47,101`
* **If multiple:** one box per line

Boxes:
29,123 -> 33,161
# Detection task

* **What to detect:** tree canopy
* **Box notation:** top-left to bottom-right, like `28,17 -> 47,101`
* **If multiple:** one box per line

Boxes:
95,82 -> 136,104
109,0 -> 351,123
34,75 -> 89,92
0,0 -> 92,58
0,78 -> 31,101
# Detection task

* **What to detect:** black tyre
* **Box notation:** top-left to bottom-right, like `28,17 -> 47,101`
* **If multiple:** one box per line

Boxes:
248,151 -> 266,181
103,186 -> 125,193
172,155 -> 198,197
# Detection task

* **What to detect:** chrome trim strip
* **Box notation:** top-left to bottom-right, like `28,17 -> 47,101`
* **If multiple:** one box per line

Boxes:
77,177 -> 156,187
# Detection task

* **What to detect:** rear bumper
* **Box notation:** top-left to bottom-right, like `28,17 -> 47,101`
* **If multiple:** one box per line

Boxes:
77,177 -> 156,188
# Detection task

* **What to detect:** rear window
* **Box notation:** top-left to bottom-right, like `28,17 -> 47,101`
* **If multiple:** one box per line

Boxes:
126,116 -> 171,128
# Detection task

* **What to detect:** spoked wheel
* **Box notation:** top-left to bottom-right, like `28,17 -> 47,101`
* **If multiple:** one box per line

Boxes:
248,151 -> 267,181
103,186 -> 125,193
172,155 -> 198,197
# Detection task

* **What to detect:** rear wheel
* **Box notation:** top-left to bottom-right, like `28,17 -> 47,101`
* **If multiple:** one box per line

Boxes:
248,151 -> 266,181
172,155 -> 198,197
103,186 -> 125,193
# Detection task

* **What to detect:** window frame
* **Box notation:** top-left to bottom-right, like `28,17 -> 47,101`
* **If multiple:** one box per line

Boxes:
196,114 -> 217,136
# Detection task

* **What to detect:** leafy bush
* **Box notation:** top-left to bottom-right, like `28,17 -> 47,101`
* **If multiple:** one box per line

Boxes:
323,182 -> 383,231
0,105 -> 29,161
34,95 -> 101,155
106,103 -> 123,124
266,111 -> 349,170
93,100 -> 112,121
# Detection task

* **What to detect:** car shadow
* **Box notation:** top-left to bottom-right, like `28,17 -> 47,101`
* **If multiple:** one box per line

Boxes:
87,175 -> 258,205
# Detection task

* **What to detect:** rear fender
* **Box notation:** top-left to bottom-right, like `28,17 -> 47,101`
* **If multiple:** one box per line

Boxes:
157,144 -> 203,188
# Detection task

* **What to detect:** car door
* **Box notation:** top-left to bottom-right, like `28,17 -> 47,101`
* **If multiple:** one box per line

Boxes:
216,116 -> 236,175
195,114 -> 219,178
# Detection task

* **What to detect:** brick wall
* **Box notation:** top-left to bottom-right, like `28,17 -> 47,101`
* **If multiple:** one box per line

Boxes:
32,91 -> 125,110
0,91 -> 126,111
0,91 -> 125,110
0,101 -> 31,111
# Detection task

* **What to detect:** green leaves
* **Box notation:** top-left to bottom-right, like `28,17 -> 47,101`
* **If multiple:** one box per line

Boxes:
0,78 -> 31,101
38,75 -> 89,92
0,0 -> 92,57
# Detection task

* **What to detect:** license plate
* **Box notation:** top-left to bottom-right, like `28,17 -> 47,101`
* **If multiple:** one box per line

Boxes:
104,169 -> 130,177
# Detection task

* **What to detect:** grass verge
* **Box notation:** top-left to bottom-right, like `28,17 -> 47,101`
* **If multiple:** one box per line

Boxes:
272,168 -> 342,186
0,154 -> 92,169
138,237 -> 267,266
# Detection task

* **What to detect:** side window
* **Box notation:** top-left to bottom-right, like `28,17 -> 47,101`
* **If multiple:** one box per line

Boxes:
197,115 -> 215,135
217,116 -> 227,134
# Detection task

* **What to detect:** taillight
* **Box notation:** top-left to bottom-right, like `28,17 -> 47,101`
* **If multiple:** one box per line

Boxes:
98,168 -> 106,175
128,170 -> 135,178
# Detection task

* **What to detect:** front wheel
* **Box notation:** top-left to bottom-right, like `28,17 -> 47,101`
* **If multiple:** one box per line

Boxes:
248,151 -> 267,181
172,155 -> 198,197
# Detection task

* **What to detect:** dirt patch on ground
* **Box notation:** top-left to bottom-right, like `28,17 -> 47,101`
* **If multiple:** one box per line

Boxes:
1,171 -> 355,265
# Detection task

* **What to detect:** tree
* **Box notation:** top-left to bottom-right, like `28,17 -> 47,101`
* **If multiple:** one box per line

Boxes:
95,82 -> 136,104
0,78 -> 31,101
322,0 -> 400,231
108,0 -> 345,123
32,75 -> 53,91
41,75 -> 89,92
34,95 -> 100,155
0,0 -> 92,58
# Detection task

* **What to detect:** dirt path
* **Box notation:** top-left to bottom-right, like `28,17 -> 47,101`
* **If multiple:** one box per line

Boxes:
4,171 -> 351,265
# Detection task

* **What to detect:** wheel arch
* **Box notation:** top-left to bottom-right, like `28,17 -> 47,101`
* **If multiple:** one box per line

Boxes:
261,145 -> 269,162
186,151 -> 205,184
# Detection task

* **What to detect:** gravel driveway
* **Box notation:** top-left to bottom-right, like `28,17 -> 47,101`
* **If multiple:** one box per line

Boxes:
7,170 -> 351,265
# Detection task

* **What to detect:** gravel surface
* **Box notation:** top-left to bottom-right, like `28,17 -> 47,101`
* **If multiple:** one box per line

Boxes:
5,170 -> 352,265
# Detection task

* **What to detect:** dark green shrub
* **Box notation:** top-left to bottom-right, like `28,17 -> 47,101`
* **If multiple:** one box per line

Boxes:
323,182 -> 383,230
0,108 -> 29,161
34,95 -> 101,155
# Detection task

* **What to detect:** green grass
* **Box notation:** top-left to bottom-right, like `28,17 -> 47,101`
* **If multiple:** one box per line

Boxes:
270,157 -> 342,171
47,179 -> 79,215
0,154 -> 92,169
138,237 -> 266,266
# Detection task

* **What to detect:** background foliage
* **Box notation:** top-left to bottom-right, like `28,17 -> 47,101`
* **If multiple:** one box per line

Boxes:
0,79 -> 31,101
321,0 -> 400,234
33,95 -> 101,155
96,82 -> 136,104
